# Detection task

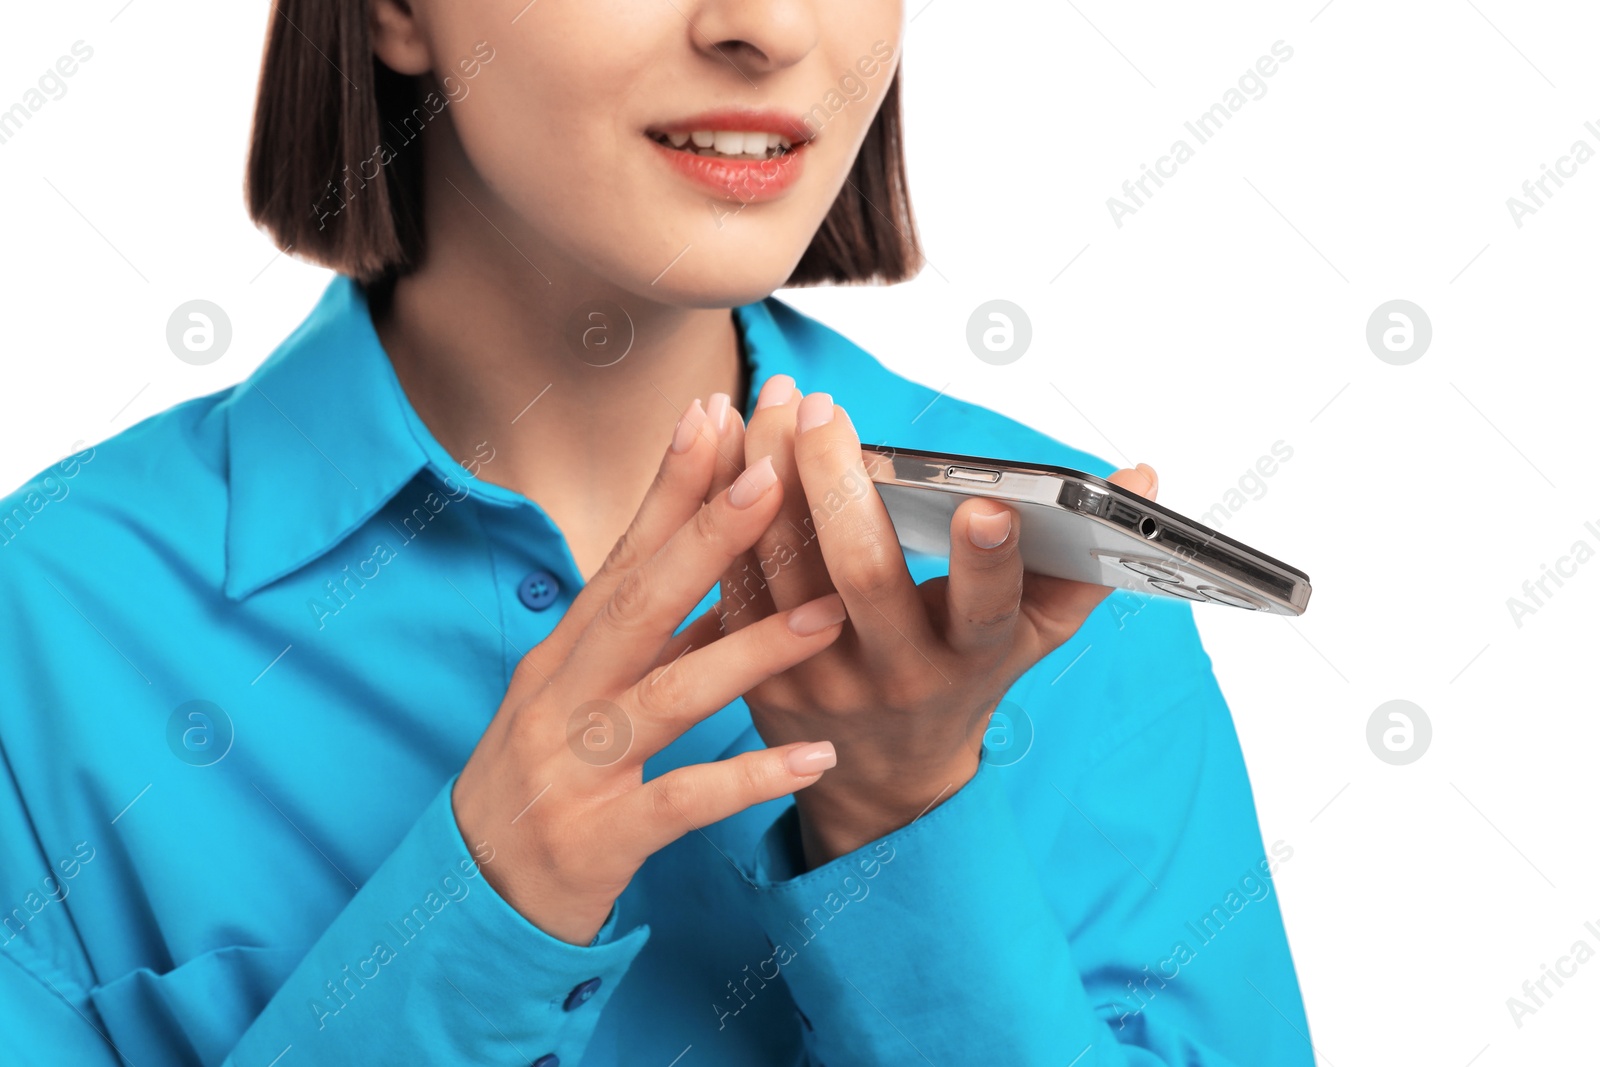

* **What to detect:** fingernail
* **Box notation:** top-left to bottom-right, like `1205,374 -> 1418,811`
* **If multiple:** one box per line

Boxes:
785,741 -> 837,776
796,392 -> 834,433
755,374 -> 796,411
967,509 -> 1012,549
728,455 -> 778,508
787,592 -> 846,635
1137,462 -> 1158,497
671,399 -> 706,454
707,392 -> 731,433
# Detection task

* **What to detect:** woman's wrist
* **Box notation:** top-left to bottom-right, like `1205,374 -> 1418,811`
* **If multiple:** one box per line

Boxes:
452,774 -> 616,946
791,748 -> 981,867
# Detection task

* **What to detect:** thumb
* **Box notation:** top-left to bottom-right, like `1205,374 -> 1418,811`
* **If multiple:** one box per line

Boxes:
1106,462 -> 1158,500
1016,462 -> 1160,648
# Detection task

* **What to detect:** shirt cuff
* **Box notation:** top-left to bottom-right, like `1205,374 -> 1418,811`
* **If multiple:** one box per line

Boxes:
227,774 -> 649,1066
737,754 -> 1096,1063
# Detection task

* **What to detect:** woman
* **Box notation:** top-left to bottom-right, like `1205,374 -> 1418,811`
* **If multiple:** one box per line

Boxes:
0,1 -> 1309,1064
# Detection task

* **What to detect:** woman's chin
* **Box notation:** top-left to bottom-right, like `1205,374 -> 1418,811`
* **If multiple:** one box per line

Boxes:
622,255 -> 807,311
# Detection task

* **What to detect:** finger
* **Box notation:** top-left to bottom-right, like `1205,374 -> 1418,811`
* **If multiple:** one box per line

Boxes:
734,374 -> 833,627
791,392 -> 937,659
564,454 -> 787,687
943,498 -> 1024,657
622,593 -> 847,756
648,601 -> 725,675
530,398 -> 720,672
1116,463 -> 1158,502
1020,463 -> 1161,648
704,391 -> 775,633
603,740 -> 836,863
703,391 -> 746,502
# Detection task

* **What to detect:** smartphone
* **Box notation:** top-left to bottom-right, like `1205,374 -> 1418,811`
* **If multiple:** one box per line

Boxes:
862,444 -> 1312,616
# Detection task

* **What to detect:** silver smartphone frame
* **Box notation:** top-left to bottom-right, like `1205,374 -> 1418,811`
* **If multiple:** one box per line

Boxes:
861,443 -> 1312,616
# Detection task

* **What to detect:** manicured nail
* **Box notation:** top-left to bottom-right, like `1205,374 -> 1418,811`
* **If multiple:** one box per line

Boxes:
967,509 -> 1012,549
707,392 -> 731,433
671,399 -> 707,454
755,374 -> 796,411
1137,462 -> 1158,497
796,392 -> 834,433
728,455 -> 778,508
836,405 -> 856,438
785,741 -> 837,776
787,592 -> 847,635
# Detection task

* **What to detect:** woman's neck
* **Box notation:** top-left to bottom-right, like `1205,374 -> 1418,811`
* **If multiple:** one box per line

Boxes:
373,230 -> 745,579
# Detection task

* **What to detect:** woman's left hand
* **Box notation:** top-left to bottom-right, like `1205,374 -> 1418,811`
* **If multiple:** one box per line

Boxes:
680,379 -> 1159,867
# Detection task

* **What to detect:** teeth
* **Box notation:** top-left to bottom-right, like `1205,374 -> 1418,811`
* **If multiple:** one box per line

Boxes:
656,129 -> 797,160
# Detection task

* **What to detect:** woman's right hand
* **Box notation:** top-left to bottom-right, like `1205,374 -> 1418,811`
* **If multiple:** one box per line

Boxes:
451,398 -> 848,946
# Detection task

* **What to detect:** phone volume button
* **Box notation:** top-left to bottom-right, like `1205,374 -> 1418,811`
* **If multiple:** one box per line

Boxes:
945,465 -> 1001,484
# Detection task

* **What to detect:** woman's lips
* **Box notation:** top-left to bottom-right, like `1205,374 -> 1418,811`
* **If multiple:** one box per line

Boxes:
648,136 -> 808,202
645,108 -> 813,202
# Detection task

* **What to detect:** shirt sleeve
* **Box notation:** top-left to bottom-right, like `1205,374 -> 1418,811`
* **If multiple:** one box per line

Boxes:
0,770 -> 650,1066
734,597 -> 1314,1066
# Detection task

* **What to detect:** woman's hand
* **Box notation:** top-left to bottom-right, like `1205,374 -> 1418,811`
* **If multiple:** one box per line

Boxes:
716,376 -> 1160,866
451,398 -> 848,946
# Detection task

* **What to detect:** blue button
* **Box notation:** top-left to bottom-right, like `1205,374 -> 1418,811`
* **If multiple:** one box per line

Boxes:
563,976 -> 602,1011
517,569 -> 561,611
531,1056 -> 559,1067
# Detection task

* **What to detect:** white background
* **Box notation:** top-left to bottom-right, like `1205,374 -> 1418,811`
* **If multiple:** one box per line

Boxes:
3,2 -> 1597,1063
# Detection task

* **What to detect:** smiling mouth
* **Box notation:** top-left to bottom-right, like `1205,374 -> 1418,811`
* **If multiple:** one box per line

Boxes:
647,129 -> 798,162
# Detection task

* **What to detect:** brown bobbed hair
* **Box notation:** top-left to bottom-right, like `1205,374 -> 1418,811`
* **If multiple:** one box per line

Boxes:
245,2 -> 922,289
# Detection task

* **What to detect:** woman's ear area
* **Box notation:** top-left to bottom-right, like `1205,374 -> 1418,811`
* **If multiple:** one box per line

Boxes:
370,0 -> 432,76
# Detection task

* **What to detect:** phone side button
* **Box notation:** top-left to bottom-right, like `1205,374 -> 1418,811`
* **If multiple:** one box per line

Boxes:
945,465 -> 1002,484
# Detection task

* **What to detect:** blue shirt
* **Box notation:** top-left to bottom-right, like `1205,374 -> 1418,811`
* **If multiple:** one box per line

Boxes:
0,276 -> 1310,1066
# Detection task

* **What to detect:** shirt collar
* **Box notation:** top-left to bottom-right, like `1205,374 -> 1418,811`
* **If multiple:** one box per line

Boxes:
221,275 -> 805,601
